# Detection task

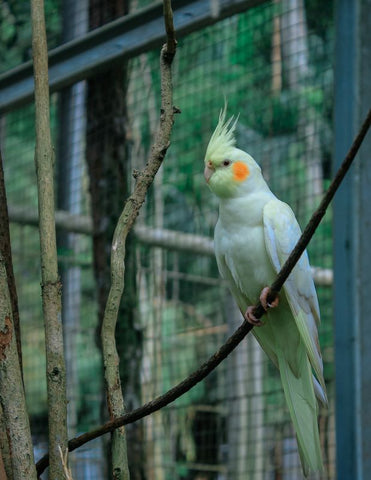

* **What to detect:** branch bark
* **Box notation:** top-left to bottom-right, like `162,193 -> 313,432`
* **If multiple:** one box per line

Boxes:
100,1 -> 177,478
0,150 -> 22,374
163,0 -> 177,56
0,255 -> 37,479
36,106 -> 371,477
86,41 -> 132,480
31,0 -> 68,476
0,149 -> 21,480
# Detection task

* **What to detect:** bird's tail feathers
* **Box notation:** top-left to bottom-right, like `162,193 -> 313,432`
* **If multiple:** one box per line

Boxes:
277,351 -> 324,477
313,373 -> 328,406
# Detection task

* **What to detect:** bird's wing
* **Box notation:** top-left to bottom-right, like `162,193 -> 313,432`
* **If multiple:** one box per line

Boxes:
215,231 -> 279,368
263,199 -> 326,399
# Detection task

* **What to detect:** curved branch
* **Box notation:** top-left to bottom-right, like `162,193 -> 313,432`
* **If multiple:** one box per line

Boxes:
257,106 -> 371,316
36,108 -> 371,477
99,0 -> 177,477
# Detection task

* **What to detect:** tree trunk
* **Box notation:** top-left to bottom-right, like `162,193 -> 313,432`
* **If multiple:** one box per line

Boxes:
0,144 -> 18,480
0,256 -> 37,479
0,152 -> 22,375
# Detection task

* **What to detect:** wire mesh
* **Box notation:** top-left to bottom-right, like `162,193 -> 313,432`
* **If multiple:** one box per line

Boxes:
0,0 -> 335,478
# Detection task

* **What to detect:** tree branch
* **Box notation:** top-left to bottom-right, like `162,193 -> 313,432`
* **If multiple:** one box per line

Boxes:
257,106 -> 371,317
36,106 -> 371,476
163,0 -> 177,57
100,1 -> 178,477
6,205 -> 333,285
0,255 -> 37,479
0,150 -> 22,375
0,149 -> 23,478
31,0 -> 68,476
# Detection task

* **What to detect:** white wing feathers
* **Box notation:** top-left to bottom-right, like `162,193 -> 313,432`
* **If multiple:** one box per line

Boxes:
263,199 -> 327,404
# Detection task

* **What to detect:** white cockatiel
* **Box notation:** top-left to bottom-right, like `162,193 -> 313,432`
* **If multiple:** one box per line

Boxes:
204,108 -> 327,476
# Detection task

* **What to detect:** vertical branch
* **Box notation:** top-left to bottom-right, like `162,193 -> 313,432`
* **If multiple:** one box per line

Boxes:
0,255 -> 37,479
31,0 -> 68,477
0,406 -> 12,480
0,150 -> 22,374
163,0 -> 177,56
0,149 -> 21,479
101,1 -> 178,478
0,449 -> 7,480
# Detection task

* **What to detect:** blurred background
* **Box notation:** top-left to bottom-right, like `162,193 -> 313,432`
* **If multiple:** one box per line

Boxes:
0,0 -> 369,478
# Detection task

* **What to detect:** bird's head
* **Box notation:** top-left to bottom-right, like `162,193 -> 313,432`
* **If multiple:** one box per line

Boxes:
204,108 -> 262,199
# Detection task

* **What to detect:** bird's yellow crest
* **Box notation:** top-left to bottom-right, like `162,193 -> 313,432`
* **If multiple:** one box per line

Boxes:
205,105 -> 238,163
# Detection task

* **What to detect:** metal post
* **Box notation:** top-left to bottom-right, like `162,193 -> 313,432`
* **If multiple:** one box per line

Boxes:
334,0 -> 371,478
356,0 -> 371,476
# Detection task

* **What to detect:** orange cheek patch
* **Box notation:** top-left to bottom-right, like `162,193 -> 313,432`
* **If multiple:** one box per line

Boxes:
233,161 -> 249,182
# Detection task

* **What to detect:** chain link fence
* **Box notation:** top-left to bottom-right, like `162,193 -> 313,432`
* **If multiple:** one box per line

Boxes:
1,0 -> 335,478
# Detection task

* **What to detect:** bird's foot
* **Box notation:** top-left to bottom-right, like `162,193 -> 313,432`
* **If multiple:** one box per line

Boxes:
244,288 -> 279,327
244,306 -> 264,327
260,286 -> 279,311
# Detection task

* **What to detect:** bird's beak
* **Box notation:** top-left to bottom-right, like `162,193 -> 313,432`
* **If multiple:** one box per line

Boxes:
204,161 -> 215,183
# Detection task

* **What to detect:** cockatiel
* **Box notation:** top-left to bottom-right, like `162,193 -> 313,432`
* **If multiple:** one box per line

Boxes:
204,108 -> 327,476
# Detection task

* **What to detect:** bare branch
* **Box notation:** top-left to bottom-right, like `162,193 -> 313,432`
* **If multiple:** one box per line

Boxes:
31,0 -> 68,476
163,0 -> 177,57
0,255 -> 37,479
0,148 -> 22,477
7,205 -> 333,285
255,106 -> 371,317
58,447 -> 73,480
0,150 -> 22,374
36,107 -> 371,478
100,0 -> 178,476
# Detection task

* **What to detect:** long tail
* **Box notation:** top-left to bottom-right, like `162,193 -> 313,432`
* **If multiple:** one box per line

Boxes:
277,349 -> 323,477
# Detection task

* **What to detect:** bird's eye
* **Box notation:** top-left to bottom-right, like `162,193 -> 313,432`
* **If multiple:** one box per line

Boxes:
222,159 -> 231,167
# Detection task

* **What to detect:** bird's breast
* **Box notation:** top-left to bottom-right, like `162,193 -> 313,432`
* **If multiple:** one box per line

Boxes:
215,220 -> 276,306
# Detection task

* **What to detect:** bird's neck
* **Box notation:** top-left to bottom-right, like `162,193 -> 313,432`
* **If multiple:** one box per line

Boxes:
218,188 -> 274,227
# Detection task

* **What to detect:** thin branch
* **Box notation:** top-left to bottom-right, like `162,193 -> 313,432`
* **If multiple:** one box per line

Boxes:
163,0 -> 177,57
31,0 -> 68,476
36,107 -> 371,477
58,447 -> 73,480
256,106 -> 371,317
0,148 -> 23,477
0,255 -> 37,479
6,205 -> 334,285
0,150 -> 22,374
0,450 -> 7,480
100,1 -> 178,477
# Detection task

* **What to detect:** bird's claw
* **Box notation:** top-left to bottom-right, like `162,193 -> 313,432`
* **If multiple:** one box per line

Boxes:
244,288 -> 279,327
244,306 -> 264,326
260,286 -> 279,311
